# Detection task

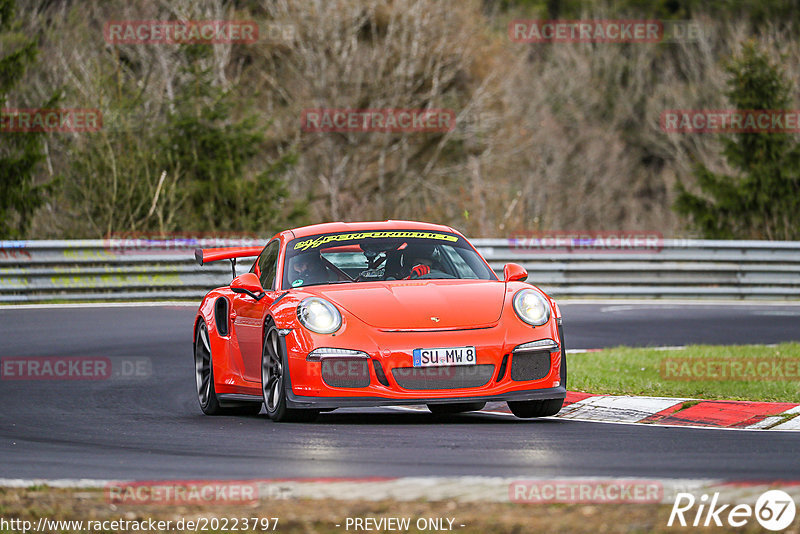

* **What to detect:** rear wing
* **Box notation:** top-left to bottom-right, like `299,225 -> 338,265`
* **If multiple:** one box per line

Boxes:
194,246 -> 263,279
194,247 -> 263,265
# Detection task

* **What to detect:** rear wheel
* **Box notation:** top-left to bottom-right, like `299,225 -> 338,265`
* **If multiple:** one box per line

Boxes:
195,320 -> 260,415
262,324 -> 319,423
507,398 -> 564,418
195,321 -> 223,415
427,402 -> 486,414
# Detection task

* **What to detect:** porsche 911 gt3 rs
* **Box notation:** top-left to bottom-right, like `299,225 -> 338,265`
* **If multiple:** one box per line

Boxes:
193,220 -> 566,422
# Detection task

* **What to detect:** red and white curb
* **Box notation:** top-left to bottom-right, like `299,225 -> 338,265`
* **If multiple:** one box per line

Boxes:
472,392 -> 800,430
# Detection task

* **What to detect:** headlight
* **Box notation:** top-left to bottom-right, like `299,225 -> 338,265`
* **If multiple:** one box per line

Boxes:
297,297 -> 342,334
513,289 -> 550,326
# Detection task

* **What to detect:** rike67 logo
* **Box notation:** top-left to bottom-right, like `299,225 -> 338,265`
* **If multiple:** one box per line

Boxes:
668,490 -> 796,531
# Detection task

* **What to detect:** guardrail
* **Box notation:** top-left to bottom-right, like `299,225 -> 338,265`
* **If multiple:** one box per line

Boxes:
1,238 -> 799,302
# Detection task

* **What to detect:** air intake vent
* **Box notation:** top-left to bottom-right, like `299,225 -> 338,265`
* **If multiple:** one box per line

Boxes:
391,365 -> 494,390
510,351 -> 551,381
321,358 -> 371,388
373,360 -> 390,387
496,354 -> 509,382
214,297 -> 229,336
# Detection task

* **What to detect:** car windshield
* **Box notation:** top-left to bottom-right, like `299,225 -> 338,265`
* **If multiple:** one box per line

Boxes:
283,230 -> 496,288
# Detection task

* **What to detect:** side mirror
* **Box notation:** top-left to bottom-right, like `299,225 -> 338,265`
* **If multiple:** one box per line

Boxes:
503,263 -> 528,282
230,273 -> 265,301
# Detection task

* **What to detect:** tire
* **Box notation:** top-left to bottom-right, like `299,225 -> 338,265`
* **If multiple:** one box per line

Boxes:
427,402 -> 486,414
261,323 -> 319,423
195,320 -> 261,416
507,398 -> 564,418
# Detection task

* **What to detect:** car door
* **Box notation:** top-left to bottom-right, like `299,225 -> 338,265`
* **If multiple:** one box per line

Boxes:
231,240 -> 281,383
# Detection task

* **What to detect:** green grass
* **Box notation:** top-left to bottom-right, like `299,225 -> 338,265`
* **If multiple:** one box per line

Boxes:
569,342 -> 800,402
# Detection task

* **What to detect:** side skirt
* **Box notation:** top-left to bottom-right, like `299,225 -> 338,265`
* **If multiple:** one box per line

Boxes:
217,393 -> 262,408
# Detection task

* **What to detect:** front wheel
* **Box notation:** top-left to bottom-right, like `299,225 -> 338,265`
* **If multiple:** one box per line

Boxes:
507,398 -> 564,418
262,324 -> 319,423
427,402 -> 486,414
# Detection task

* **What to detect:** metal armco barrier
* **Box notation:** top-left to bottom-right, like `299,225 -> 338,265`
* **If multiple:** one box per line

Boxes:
1,238 -> 799,303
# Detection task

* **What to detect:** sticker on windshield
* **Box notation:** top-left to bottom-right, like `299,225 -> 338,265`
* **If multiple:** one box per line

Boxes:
294,231 -> 458,251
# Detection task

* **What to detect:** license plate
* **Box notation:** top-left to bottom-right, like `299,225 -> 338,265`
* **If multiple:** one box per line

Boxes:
412,346 -> 476,367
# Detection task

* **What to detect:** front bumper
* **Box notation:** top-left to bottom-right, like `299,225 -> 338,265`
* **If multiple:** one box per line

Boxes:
281,319 -> 565,409
286,385 -> 566,409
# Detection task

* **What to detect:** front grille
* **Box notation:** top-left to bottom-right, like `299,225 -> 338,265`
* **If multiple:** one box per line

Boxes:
391,365 -> 494,390
321,358 -> 371,388
510,351 -> 551,381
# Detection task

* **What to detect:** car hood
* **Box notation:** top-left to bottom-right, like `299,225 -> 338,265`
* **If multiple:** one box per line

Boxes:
307,280 -> 505,330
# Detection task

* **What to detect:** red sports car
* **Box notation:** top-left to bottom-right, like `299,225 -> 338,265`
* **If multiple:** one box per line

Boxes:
193,221 -> 565,422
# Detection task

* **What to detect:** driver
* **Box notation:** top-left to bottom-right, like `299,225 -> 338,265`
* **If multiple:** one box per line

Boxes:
289,251 -> 330,287
401,243 -> 436,279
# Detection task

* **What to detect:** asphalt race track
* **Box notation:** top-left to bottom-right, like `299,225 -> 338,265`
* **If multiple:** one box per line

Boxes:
564,302 -> 800,349
1,302 -> 799,481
